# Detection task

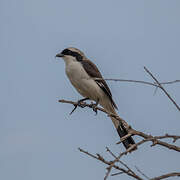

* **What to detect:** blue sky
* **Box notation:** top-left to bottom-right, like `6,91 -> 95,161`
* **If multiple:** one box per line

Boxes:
1,0 -> 180,179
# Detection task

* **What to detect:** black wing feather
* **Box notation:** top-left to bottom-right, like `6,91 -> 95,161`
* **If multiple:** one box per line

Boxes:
81,60 -> 117,109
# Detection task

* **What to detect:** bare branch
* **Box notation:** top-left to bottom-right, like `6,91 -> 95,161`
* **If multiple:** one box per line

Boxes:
144,66 -> 180,111
154,134 -> 180,143
59,99 -> 180,153
150,172 -> 180,180
59,100 -> 180,179
59,67 -> 180,179
135,166 -> 150,180
104,166 -> 112,180
93,78 -> 180,88
58,99 -> 125,125
78,148 -> 144,180
128,129 -> 180,152
111,171 -> 124,176
79,147 -> 180,180
160,80 -> 180,85
106,147 -> 138,179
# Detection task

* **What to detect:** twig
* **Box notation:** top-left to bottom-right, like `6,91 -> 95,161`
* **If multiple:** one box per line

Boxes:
111,172 -> 124,176
104,166 -> 113,180
93,78 -> 180,88
79,147 -> 180,180
59,67 -> 180,179
58,99 -> 126,125
154,134 -> 180,143
59,99 -> 180,152
106,147 -> 117,159
59,100 -> 180,179
150,172 -> 180,180
128,129 -> 180,152
106,147 -> 138,179
78,148 -> 143,180
144,66 -> 180,111
135,166 -> 150,180
160,80 -> 180,85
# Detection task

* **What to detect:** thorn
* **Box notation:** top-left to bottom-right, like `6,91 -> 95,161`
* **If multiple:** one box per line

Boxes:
69,104 -> 77,115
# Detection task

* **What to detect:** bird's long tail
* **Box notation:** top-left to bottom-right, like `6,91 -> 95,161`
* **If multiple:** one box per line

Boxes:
101,100 -> 135,149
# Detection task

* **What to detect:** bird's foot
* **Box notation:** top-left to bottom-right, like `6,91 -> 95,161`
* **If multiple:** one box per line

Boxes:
90,101 -> 99,115
69,98 -> 89,115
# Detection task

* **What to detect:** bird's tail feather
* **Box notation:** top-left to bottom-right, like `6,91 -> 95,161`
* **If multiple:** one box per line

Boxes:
117,123 -> 135,149
101,100 -> 135,149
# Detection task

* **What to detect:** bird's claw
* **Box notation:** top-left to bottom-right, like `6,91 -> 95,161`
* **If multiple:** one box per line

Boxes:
93,107 -> 98,115
90,103 -> 98,115
69,98 -> 98,115
69,101 -> 86,115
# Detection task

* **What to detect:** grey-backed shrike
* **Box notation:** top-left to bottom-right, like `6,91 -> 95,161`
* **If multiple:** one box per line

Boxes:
56,47 -> 135,149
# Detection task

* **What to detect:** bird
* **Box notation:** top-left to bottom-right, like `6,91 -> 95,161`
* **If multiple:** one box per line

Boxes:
56,47 -> 135,149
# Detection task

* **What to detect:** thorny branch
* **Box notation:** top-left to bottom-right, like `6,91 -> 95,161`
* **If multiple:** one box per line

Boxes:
59,99 -> 180,179
59,67 -> 180,179
78,148 -> 180,180
144,66 -> 180,111
78,147 -> 144,180
94,66 -> 180,112
94,78 -> 180,88
135,166 -> 150,180
59,99 -> 180,152
150,172 -> 180,180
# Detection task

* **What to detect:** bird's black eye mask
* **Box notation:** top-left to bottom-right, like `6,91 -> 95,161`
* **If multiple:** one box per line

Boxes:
61,49 -> 83,61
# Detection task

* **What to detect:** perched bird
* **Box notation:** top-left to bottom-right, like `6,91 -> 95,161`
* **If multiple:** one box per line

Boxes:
56,47 -> 135,149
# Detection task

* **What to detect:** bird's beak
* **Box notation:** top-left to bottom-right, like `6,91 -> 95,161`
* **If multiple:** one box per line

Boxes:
55,53 -> 64,58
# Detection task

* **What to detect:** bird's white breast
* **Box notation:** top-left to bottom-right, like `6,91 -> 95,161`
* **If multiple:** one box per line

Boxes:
65,60 -> 103,101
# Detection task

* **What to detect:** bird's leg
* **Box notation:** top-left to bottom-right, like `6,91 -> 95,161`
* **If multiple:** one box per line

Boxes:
90,99 -> 99,115
70,98 -> 89,115
77,97 -> 89,107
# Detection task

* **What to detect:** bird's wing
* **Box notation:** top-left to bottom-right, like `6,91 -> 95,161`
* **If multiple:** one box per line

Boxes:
81,60 -> 118,109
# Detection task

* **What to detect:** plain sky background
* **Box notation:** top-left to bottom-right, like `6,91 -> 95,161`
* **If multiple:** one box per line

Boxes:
1,0 -> 180,179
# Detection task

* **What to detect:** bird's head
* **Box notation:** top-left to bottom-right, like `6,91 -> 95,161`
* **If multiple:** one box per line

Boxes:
56,47 -> 86,62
